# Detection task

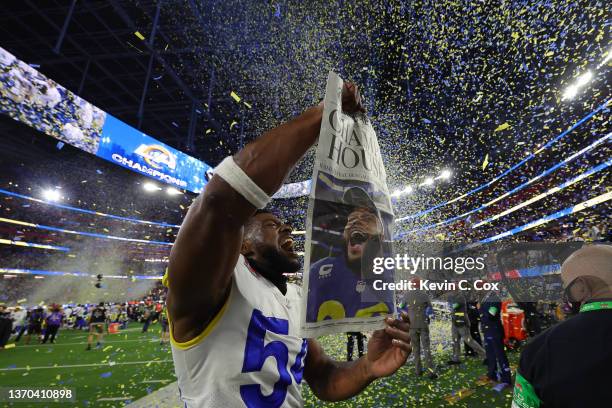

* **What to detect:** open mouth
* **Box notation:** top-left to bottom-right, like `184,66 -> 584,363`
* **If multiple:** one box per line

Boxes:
280,237 -> 295,253
348,231 -> 368,254
349,231 -> 368,245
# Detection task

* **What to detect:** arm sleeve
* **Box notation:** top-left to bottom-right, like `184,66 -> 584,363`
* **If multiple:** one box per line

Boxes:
214,156 -> 271,209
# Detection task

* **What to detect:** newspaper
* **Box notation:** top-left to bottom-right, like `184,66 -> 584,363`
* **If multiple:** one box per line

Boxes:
300,72 -> 396,337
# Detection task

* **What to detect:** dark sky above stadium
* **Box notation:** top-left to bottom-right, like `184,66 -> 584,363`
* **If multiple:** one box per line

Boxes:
0,0 -> 609,231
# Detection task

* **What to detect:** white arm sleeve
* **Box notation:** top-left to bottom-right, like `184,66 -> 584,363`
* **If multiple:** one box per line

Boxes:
213,156 -> 271,209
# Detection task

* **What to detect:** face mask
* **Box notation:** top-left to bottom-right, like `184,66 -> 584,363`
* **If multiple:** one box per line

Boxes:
563,277 -> 590,314
561,300 -> 581,315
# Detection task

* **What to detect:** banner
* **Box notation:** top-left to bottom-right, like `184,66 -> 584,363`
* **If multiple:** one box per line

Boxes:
0,46 -> 212,193
300,72 -> 396,337
98,115 -> 211,192
0,46 -> 317,198
0,47 -> 106,155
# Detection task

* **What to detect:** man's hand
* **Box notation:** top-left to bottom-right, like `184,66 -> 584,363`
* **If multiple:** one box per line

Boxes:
304,316 -> 410,403
342,82 -> 366,114
364,313 -> 411,379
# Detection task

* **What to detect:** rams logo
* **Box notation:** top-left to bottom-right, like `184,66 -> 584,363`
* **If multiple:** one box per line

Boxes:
134,144 -> 177,170
318,264 -> 333,278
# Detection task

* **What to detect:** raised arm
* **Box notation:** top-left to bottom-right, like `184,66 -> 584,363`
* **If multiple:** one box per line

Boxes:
167,83 -> 364,343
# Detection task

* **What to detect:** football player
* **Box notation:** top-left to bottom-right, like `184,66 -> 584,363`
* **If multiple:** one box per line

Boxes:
166,82 -> 411,407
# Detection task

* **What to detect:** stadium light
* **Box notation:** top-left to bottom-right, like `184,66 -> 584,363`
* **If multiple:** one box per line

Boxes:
166,187 -> 183,196
438,169 -> 452,180
42,188 -> 61,202
392,185 -> 414,198
392,169 -> 451,202
143,182 -> 162,192
576,71 -> 593,87
421,177 -> 434,187
402,185 -> 414,194
562,85 -> 578,100
562,71 -> 593,101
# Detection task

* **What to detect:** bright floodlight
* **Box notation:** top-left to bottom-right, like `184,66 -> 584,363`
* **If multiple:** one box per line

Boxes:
143,182 -> 161,192
440,169 -> 452,180
576,71 -> 593,87
423,177 -> 434,186
562,85 -> 578,100
43,189 -> 61,202
166,187 -> 183,196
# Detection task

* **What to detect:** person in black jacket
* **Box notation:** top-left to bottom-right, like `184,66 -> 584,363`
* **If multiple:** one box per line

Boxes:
464,301 -> 483,357
512,245 -> 612,408
0,305 -> 13,349
346,332 -> 365,361
480,290 -> 511,391
24,307 -> 44,345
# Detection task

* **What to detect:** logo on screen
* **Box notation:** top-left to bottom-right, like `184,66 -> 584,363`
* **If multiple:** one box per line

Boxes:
134,144 -> 177,170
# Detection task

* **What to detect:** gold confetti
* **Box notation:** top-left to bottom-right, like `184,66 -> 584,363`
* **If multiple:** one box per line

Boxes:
230,91 -> 241,103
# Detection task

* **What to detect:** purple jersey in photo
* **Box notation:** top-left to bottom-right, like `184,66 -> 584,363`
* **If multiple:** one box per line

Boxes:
29,310 -> 44,325
306,255 -> 394,322
46,311 -> 63,326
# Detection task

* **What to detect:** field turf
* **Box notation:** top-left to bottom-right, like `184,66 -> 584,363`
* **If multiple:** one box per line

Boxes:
1,322 -> 517,407
1,325 -> 175,407
303,333 -> 517,408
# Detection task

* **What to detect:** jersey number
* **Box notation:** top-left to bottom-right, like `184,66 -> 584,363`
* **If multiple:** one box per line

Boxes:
240,309 -> 307,408
316,300 -> 390,321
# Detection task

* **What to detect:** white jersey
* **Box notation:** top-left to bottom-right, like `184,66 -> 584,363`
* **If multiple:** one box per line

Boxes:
74,306 -> 84,317
170,255 -> 307,408
13,310 -> 27,325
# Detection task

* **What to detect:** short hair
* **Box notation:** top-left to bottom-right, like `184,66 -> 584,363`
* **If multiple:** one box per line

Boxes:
244,209 -> 274,235
253,209 -> 273,217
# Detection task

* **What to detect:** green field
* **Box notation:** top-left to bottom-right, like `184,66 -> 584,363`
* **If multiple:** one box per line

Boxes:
1,326 -> 176,407
1,323 -> 516,407
304,334 -> 516,408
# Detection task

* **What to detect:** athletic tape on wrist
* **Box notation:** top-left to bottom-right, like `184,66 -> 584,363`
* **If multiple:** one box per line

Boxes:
214,156 -> 271,209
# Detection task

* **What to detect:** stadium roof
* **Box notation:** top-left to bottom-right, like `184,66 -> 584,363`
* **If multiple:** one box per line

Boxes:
0,1 -> 608,196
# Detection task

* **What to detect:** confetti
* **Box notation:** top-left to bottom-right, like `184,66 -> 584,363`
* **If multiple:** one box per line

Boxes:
494,122 -> 511,132
482,154 -> 490,171
230,91 -> 241,103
